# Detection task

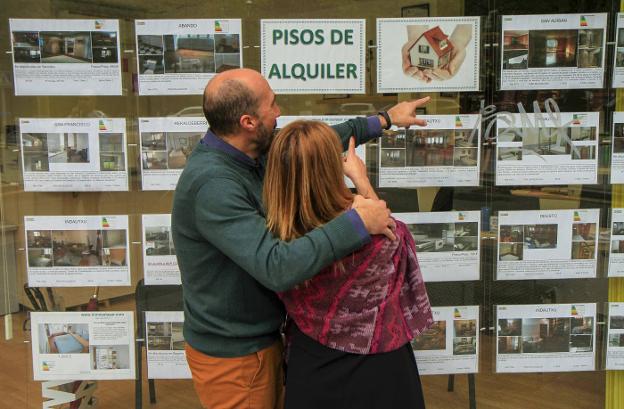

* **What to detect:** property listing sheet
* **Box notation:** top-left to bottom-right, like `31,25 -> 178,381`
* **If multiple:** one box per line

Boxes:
500,13 -> 607,90
276,116 -> 363,188
142,214 -> 180,285
411,306 -> 479,375
139,117 -> 206,190
24,215 -> 130,287
31,311 -> 135,380
606,303 -> 624,370
135,19 -> 242,95
376,17 -> 480,93
611,112 -> 624,184
609,208 -> 624,277
496,303 -> 596,373
10,19 -> 122,95
394,211 -> 480,282
261,19 -> 366,94
19,118 -> 128,192
496,112 -> 599,186
612,14 -> 624,88
378,114 -> 481,187
145,311 -> 191,379
497,209 -> 599,280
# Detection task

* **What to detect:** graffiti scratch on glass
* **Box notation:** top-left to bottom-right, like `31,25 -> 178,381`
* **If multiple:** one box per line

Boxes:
468,98 -> 579,161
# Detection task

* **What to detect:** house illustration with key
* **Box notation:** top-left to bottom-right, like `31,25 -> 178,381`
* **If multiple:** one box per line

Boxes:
409,26 -> 453,69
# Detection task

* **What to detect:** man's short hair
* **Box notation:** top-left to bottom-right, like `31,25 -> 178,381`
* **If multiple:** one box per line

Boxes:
203,79 -> 260,135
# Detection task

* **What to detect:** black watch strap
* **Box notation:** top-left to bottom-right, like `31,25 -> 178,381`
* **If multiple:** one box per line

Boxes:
378,111 -> 392,130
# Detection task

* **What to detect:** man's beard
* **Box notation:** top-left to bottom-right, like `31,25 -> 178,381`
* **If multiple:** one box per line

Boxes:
256,120 -> 276,156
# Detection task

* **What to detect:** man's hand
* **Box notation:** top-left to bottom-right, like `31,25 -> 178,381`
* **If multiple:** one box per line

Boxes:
385,97 -> 430,128
352,195 -> 396,241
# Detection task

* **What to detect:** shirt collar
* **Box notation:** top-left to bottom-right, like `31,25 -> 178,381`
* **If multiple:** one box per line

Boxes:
201,129 -> 259,168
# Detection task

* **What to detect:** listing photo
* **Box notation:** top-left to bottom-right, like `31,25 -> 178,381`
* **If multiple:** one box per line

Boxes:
528,29 -> 578,68
498,127 -> 524,143
570,127 -> 595,141
572,222 -> 596,241
145,225 -> 175,256
12,31 -> 41,63
142,132 -> 166,151
381,129 -> 406,149
99,133 -> 125,171
405,129 -> 454,166
164,34 -> 216,74
612,240 -> 624,254
502,30 -> 528,70
142,151 -> 168,170
611,316 -> 624,330
571,145 -> 595,160
38,323 -> 90,354
497,147 -> 522,161
454,319 -> 477,337
411,320 -> 446,351
166,132 -> 202,169
522,127 -> 568,156
571,241 -> 595,259
454,130 -> 478,148
523,224 -> 557,249
215,34 -> 240,53
22,133 -> 50,172
498,336 -> 521,354
91,31 -> 118,63
453,337 -> 476,355
569,334 -> 593,352
520,318 -> 571,353
40,31 -> 92,63
138,35 -> 164,55
453,147 -> 478,166
499,242 -> 523,261
139,55 -> 165,75
215,53 -> 241,73
91,345 -> 130,370
147,322 -> 185,350
571,317 -> 593,334
28,248 -> 52,267
408,223 -> 455,252
47,133 -> 90,164
50,229 -> 127,267
609,333 -> 624,347
577,29 -> 603,68
614,137 -> 624,154
500,225 -> 523,243
380,149 -> 406,167
498,318 -> 522,337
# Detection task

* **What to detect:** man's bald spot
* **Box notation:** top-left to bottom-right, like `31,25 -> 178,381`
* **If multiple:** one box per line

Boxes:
204,68 -> 265,101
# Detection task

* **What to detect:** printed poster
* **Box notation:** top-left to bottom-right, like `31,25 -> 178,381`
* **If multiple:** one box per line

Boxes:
31,311 -> 135,380
497,209 -> 599,280
9,19 -> 122,95
496,304 -> 596,373
376,17 -> 480,93
261,19 -> 365,94
19,118 -> 128,192
139,117 -> 206,190
135,19 -> 242,95
145,311 -> 191,379
395,211 -> 480,282
276,116 -> 364,189
496,112 -> 599,186
608,208 -> 624,277
611,112 -> 624,184
378,114 -> 480,187
500,13 -> 607,90
142,214 -> 180,285
411,306 -> 479,375
25,215 -> 130,287
613,14 -> 624,88
606,303 -> 624,370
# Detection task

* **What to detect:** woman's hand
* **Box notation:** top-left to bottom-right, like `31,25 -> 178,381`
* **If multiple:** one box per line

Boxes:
343,137 -> 378,200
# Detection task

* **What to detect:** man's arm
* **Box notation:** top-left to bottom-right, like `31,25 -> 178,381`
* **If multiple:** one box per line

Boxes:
194,177 -> 376,292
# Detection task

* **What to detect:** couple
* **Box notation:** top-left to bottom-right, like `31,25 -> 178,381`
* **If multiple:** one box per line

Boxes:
171,68 -> 432,409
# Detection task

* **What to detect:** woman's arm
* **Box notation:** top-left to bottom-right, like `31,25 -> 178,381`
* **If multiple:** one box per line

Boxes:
343,137 -> 379,200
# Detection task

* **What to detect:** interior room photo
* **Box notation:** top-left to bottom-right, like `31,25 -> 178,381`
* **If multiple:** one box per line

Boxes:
408,222 -> 456,252
528,29 -> 578,68
39,31 -> 92,63
520,318 -> 571,353
11,31 -> 41,63
99,133 -> 125,171
411,320 -> 447,350
380,148 -> 406,167
164,34 -> 216,73
91,345 -> 130,370
499,242 -> 523,260
145,226 -> 175,256
21,133 -> 50,171
38,323 -> 90,354
91,31 -> 118,63
166,132 -> 202,169
50,229 -> 103,266
523,224 -> 558,249
47,133 -> 90,164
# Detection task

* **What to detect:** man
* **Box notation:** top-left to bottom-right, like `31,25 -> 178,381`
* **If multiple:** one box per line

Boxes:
171,68 -> 428,409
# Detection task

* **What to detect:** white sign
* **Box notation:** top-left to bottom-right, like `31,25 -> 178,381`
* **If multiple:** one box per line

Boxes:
606,303 -> 624,370
394,211 -> 480,282
378,114 -> 480,187
142,214 -> 179,285
377,17 -> 480,93
24,215 -> 130,287
496,112 -> 599,186
19,118 -> 128,192
145,311 -> 191,379
9,19 -> 122,96
611,112 -> 624,184
31,311 -> 135,380
608,208 -> 624,277
497,209 -> 599,280
135,19 -> 242,95
613,14 -> 624,88
276,116 -> 364,188
496,303 -> 596,373
500,13 -> 607,90
261,19 -> 365,94
411,306 -> 479,375
139,117 -> 206,190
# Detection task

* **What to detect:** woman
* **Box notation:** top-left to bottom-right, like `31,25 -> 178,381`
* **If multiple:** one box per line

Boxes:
263,120 -> 433,409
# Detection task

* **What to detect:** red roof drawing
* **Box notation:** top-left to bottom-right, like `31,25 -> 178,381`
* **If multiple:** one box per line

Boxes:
419,26 -> 453,57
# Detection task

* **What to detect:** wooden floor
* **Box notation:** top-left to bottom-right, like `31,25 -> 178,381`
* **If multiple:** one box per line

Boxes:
0,297 -> 607,409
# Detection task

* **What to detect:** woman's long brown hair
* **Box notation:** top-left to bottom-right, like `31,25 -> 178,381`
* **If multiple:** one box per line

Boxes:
264,120 -> 353,242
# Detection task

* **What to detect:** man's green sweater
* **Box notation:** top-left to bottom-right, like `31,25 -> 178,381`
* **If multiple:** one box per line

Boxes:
171,117 -> 381,357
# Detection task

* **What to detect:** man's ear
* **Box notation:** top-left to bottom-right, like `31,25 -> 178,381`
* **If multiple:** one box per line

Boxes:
240,114 -> 256,132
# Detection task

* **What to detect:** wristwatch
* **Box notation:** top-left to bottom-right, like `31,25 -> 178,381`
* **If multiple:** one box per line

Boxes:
378,111 -> 392,130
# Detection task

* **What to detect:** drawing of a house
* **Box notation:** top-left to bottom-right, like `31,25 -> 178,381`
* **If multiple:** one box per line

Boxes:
409,26 -> 453,69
